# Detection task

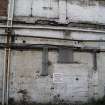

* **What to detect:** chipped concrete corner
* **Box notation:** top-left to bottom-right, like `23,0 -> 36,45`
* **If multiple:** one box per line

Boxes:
0,0 -> 105,104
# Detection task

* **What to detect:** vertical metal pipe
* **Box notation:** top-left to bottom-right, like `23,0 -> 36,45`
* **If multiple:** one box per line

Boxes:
3,0 -> 15,104
2,46 -> 11,105
6,48 -> 11,105
2,48 -> 7,105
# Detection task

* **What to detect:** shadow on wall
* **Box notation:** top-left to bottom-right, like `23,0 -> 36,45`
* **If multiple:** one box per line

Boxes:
7,96 -> 105,105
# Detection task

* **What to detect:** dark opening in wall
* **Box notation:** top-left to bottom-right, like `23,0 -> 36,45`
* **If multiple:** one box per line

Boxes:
58,47 -> 74,63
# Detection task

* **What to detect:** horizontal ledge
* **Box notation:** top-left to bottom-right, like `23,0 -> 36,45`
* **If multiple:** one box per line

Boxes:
1,34 -> 105,42
13,34 -> 105,42
12,25 -> 105,34
0,43 -> 103,52
0,25 -> 105,34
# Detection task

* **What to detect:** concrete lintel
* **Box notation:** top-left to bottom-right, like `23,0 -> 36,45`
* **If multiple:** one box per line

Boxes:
0,43 -> 102,52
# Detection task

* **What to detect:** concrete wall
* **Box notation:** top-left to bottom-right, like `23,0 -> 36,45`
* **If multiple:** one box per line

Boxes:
13,0 -> 105,24
67,0 -> 105,24
0,0 -> 105,104
8,50 -> 90,103
0,26 -> 104,103
6,24 -> 105,102
6,49 -> 104,103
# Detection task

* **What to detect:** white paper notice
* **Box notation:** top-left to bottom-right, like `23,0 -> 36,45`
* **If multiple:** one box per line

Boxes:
53,73 -> 64,83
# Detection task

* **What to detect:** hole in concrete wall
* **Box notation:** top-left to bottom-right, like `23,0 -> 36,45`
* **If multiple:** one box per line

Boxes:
76,77 -> 79,81
50,86 -> 54,90
57,94 -> 60,97
23,40 -> 26,43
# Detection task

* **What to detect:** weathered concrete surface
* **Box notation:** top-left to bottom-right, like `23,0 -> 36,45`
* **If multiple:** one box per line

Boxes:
0,0 -> 105,104
13,31 -> 105,50
67,0 -> 105,24
9,50 -> 54,103
53,64 -> 89,102
10,50 -> 43,101
0,26 -> 105,103
14,0 -> 59,18
7,50 -> 102,103
14,0 -> 105,24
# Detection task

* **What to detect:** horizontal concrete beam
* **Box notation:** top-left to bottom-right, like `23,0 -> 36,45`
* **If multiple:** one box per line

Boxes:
1,33 -> 105,42
0,24 -> 105,34
12,25 -> 105,34
0,43 -> 102,52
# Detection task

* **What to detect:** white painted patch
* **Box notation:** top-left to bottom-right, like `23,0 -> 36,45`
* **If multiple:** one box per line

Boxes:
67,2 -> 105,24
53,64 -> 89,102
53,73 -> 64,83
71,32 -> 105,40
14,0 -> 105,24
14,0 -> 32,16
14,0 -> 59,18
32,0 -> 59,18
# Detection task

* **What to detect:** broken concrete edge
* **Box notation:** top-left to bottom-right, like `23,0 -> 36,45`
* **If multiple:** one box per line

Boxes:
0,16 -> 105,31
13,17 -> 105,30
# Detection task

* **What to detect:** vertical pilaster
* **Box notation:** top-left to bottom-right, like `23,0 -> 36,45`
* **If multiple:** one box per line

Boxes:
59,0 -> 67,23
